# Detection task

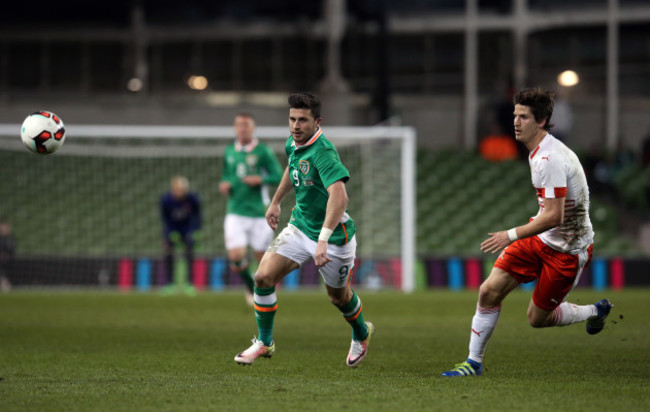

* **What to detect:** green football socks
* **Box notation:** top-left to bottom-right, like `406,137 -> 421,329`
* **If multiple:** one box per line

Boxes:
339,291 -> 369,342
234,260 -> 254,293
239,268 -> 255,294
253,286 -> 277,346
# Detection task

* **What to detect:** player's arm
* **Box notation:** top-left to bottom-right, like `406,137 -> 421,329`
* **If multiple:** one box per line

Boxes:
314,180 -> 349,267
191,195 -> 202,231
262,148 -> 284,185
242,148 -> 283,187
219,153 -> 233,195
481,197 -> 565,254
322,181 -> 349,232
4,235 -> 16,258
265,167 -> 293,230
10,235 -> 16,257
160,196 -> 170,226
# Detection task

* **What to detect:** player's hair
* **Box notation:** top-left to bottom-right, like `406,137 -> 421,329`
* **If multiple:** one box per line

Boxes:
288,92 -> 321,119
513,87 -> 555,131
235,112 -> 255,121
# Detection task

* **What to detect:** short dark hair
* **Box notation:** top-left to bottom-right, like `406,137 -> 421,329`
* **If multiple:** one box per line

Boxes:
235,112 -> 255,121
288,92 -> 321,119
513,87 -> 555,131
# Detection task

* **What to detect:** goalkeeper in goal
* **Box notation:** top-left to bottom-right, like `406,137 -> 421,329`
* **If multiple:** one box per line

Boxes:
160,176 -> 202,291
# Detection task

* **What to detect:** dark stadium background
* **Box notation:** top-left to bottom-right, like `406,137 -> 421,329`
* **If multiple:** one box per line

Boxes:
1,0 -> 650,289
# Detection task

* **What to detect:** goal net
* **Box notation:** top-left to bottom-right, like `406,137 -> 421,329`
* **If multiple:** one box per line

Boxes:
0,124 -> 416,292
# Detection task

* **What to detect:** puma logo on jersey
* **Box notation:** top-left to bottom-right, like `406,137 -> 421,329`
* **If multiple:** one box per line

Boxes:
541,155 -> 551,161
471,328 -> 483,337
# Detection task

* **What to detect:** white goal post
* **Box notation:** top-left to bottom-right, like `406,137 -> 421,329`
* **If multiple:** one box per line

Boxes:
0,124 -> 416,292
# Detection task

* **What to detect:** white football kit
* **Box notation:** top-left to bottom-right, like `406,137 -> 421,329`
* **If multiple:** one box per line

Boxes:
224,214 -> 275,252
528,133 -> 594,254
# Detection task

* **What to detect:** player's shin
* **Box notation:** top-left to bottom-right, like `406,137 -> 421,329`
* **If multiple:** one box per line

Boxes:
185,250 -> 194,284
164,254 -> 174,285
254,286 -> 277,346
234,260 -> 254,294
339,291 -> 369,341
468,304 -> 502,363
553,302 -> 597,326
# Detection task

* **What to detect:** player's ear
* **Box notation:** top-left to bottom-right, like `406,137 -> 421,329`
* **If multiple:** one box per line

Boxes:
315,117 -> 322,127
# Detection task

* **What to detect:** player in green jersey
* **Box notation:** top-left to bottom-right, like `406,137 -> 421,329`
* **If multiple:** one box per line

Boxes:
220,113 -> 283,305
234,93 -> 374,367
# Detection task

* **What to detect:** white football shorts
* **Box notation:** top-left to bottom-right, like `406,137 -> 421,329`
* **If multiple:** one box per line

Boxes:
224,213 -> 275,252
267,224 -> 356,288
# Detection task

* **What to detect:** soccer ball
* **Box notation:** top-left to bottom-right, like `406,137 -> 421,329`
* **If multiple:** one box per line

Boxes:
20,111 -> 66,154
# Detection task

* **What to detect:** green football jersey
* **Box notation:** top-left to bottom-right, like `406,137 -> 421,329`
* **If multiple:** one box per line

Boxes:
221,140 -> 283,217
285,129 -> 356,246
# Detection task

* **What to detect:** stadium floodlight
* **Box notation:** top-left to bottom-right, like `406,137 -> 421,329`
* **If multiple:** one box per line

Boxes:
558,70 -> 579,87
127,78 -> 144,92
188,75 -> 209,90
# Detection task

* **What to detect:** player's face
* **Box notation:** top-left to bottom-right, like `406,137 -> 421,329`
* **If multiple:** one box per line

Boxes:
513,104 -> 546,148
234,116 -> 255,144
170,181 -> 188,200
289,108 -> 321,144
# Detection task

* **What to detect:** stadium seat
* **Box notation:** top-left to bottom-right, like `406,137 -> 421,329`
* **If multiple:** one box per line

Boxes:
0,148 -> 643,258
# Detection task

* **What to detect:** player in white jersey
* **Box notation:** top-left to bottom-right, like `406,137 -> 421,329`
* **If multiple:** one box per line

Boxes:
529,132 -> 594,254
442,87 -> 612,377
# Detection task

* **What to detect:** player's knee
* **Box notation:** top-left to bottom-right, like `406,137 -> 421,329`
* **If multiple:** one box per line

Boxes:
528,315 -> 546,328
328,289 -> 353,308
253,271 -> 274,288
328,294 -> 347,307
527,311 -> 549,328
478,283 -> 501,307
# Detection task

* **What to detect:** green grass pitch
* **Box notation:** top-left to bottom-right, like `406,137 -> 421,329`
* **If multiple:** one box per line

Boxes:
1,289 -> 649,411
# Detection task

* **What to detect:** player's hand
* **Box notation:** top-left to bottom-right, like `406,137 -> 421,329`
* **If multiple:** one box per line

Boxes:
219,181 -> 231,195
480,231 -> 511,254
169,231 -> 182,246
314,241 -> 332,267
266,203 -> 281,231
242,176 -> 263,186
191,230 -> 202,248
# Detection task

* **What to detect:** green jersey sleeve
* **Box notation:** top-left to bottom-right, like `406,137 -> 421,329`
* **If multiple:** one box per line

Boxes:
221,146 -> 234,183
314,148 -> 350,188
285,136 -> 293,157
261,145 -> 283,185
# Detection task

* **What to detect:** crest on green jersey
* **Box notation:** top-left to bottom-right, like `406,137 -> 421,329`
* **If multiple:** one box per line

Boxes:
246,155 -> 258,166
299,160 -> 310,174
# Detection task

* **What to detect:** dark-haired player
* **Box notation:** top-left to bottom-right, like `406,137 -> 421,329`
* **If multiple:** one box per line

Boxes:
443,87 -> 611,377
234,93 -> 374,367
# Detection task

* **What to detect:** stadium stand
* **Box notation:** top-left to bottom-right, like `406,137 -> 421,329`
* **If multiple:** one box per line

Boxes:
416,150 -> 644,257
1,148 -> 643,258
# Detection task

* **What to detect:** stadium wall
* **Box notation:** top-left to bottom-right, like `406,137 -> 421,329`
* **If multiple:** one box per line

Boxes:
7,256 -> 649,290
